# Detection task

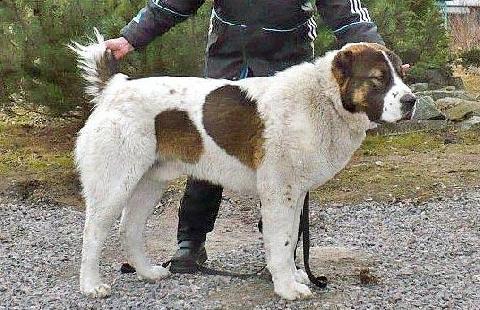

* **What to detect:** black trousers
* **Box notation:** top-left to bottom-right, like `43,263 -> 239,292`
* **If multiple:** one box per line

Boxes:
177,178 -> 223,242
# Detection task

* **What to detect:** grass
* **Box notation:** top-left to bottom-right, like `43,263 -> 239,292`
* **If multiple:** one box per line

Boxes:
313,128 -> 480,204
0,117 -> 82,205
0,123 -> 75,174
360,132 -> 445,156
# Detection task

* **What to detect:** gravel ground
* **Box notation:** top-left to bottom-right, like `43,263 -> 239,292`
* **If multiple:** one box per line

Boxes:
1,188 -> 479,309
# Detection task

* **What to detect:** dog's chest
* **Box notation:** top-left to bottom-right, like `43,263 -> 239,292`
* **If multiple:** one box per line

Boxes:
307,130 -> 365,188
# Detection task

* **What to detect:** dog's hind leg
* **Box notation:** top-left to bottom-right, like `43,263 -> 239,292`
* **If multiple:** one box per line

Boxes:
80,192 -> 130,298
77,124 -> 157,298
119,168 -> 170,282
80,165 -> 150,298
258,174 -> 313,300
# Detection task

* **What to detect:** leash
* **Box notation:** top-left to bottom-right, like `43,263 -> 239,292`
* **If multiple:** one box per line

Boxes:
122,256 -> 266,279
160,260 -> 267,279
301,192 -> 328,288
121,192 -> 327,288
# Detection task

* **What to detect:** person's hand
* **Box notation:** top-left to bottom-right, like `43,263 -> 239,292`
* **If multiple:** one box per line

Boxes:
401,64 -> 411,76
104,37 -> 134,60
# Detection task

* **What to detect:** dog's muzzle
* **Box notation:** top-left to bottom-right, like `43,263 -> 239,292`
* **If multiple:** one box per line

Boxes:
400,94 -> 417,121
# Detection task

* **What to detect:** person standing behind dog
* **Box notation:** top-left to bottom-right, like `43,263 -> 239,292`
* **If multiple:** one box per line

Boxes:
106,0 -> 385,274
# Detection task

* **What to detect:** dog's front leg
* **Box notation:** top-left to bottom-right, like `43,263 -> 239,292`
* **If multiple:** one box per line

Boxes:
258,179 -> 312,300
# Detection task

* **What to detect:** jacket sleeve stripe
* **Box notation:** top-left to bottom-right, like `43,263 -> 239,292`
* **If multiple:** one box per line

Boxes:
307,18 -> 317,41
152,0 -> 191,17
349,0 -> 372,22
333,21 -> 375,34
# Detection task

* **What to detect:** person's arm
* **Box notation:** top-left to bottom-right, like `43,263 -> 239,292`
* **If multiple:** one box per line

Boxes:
107,0 -> 205,59
316,0 -> 384,47
121,0 -> 206,49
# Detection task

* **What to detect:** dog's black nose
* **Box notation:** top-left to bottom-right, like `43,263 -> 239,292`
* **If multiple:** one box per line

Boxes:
400,94 -> 417,110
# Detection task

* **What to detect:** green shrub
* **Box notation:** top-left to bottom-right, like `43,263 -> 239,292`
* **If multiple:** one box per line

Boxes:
364,0 -> 451,82
304,0 -> 452,82
0,0 -> 210,116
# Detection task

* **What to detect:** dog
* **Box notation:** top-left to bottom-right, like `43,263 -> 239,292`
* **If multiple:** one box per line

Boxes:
70,30 -> 416,300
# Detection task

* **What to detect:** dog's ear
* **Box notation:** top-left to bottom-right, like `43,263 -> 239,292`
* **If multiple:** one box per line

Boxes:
332,50 -> 353,83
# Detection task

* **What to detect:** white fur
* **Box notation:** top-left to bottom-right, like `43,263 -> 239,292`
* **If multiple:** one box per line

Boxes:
380,50 -> 413,122
72,38 -> 407,300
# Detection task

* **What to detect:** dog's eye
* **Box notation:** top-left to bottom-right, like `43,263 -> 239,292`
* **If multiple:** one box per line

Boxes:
369,76 -> 383,86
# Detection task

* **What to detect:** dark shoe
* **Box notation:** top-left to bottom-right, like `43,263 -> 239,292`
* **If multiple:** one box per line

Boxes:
170,240 -> 207,274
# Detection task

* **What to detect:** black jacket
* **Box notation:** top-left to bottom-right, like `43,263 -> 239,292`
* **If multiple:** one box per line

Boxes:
121,0 -> 384,79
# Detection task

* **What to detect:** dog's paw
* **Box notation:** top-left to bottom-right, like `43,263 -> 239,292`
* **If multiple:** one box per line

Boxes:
294,269 -> 310,285
81,283 -> 111,298
275,281 -> 313,300
137,265 -> 170,282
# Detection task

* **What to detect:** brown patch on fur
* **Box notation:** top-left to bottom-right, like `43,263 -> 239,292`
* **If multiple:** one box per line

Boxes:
352,84 -> 370,108
155,110 -> 203,163
203,85 -> 265,169
99,50 -> 118,83
332,43 -> 397,121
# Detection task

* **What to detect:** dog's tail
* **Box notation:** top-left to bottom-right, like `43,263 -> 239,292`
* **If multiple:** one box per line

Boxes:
68,28 -> 118,101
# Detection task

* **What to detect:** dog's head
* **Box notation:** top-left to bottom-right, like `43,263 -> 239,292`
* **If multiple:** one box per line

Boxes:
332,43 -> 416,123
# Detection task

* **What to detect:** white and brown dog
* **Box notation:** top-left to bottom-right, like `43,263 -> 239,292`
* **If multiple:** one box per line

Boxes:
70,30 -> 415,300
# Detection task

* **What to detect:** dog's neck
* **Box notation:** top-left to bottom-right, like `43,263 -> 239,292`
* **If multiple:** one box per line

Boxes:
276,51 -> 371,136
246,53 -> 370,189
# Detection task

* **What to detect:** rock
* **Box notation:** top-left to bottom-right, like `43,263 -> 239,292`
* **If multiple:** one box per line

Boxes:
452,77 -> 465,90
443,101 -> 480,121
436,97 -> 469,111
443,86 -> 456,91
424,69 -> 450,89
421,69 -> 465,90
458,116 -> 480,130
415,90 -> 476,101
410,83 -> 429,92
412,96 -> 445,120
422,68 -> 463,89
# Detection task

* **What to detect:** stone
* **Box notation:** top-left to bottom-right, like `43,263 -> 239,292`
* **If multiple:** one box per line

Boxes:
458,116 -> 480,130
410,83 -> 429,92
415,90 -> 476,101
436,97 -> 469,111
452,77 -> 465,90
443,101 -> 480,121
424,68 -> 451,89
412,96 -> 445,120
443,86 -> 456,91
422,69 -> 464,90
